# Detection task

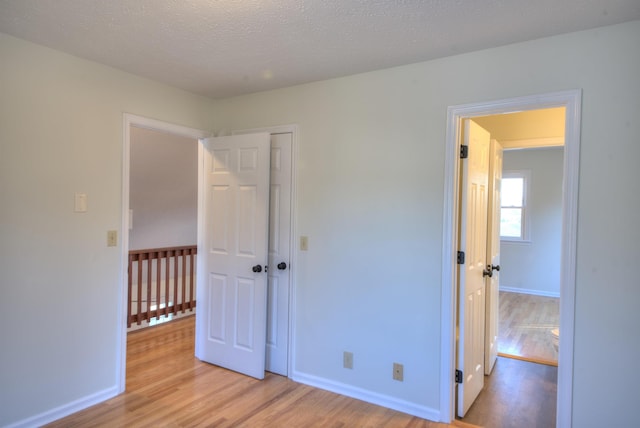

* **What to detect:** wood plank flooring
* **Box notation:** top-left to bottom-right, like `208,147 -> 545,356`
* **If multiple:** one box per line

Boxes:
498,291 -> 559,365
459,357 -> 557,428
455,292 -> 559,427
46,316 -> 461,428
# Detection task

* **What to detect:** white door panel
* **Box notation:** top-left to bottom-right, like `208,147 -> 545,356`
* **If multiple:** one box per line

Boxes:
266,133 -> 292,376
197,133 -> 271,380
485,139 -> 503,375
458,120 -> 490,417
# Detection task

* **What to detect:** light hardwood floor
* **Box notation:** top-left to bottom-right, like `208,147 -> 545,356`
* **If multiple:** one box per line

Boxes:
453,292 -> 559,427
498,291 -> 559,365
46,316 -> 466,428
459,357 -> 557,428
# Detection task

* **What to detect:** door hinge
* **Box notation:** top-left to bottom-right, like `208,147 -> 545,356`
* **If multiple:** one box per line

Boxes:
457,251 -> 465,265
460,145 -> 468,159
456,369 -> 463,384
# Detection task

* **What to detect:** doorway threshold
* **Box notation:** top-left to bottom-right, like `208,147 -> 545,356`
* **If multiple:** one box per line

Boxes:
497,352 -> 558,367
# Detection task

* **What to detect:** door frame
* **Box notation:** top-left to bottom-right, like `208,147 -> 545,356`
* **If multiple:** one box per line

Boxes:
439,90 -> 581,427
232,124 -> 299,377
118,114 -> 209,392
118,118 -> 299,387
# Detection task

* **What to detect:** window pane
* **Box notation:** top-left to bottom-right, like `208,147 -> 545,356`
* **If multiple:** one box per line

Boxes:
501,208 -> 522,238
502,178 -> 523,207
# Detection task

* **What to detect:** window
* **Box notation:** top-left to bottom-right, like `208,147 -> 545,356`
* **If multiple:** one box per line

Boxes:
500,171 -> 530,241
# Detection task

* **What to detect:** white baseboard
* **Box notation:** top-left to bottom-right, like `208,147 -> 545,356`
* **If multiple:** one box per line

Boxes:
5,385 -> 119,428
500,286 -> 560,298
291,370 -> 440,422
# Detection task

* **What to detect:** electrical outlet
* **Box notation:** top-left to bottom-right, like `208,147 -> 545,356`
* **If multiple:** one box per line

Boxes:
300,236 -> 309,251
393,363 -> 404,381
107,230 -> 118,247
343,351 -> 353,369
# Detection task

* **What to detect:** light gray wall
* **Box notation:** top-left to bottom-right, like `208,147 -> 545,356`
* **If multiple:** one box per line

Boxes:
2,19 -> 640,428
0,33 -> 214,426
129,126 -> 198,251
217,21 -> 640,427
500,147 -> 563,297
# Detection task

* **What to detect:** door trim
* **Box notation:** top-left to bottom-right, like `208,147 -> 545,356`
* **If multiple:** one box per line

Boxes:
119,113 -> 209,393
440,90 -> 581,427
232,124 -> 298,377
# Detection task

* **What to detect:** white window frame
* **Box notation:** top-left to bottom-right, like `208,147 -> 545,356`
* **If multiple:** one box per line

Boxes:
500,170 -> 531,242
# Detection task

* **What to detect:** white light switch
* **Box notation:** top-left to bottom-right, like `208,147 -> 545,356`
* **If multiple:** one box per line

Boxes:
74,193 -> 87,212
107,230 -> 117,247
300,236 -> 308,251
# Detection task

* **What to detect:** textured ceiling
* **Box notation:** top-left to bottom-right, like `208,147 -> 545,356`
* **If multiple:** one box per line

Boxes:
1,0 -> 639,99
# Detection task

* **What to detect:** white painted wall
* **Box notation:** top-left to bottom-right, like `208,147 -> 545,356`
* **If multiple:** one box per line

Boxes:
129,126 -> 198,250
217,21 -> 640,427
0,33 -> 214,426
2,19 -> 640,428
500,148 -> 563,297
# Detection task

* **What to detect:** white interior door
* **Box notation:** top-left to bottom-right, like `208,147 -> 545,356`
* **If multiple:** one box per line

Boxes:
196,132 -> 271,379
484,139 -> 503,375
457,119 -> 490,417
266,133 -> 292,376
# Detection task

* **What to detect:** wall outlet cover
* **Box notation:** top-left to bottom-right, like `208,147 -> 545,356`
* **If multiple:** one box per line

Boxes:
393,362 -> 404,381
343,351 -> 353,369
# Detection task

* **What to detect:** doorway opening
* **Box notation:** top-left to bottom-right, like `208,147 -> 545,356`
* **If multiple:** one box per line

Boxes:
118,116 -> 298,392
440,90 -> 581,428
118,114 -> 208,392
127,125 -> 199,332
473,109 -> 564,367
455,109 -> 565,426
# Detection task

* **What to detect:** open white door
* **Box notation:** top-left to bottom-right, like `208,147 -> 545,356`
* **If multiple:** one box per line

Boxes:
484,139 -> 503,375
457,120 -> 490,417
196,132 -> 271,379
265,133 -> 293,376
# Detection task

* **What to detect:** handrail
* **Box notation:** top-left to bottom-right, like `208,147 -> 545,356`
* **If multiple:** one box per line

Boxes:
127,245 -> 197,328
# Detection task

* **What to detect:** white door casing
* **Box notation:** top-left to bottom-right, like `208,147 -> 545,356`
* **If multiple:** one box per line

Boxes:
457,119 -> 490,418
441,90 -> 580,427
266,133 -> 293,376
196,132 -> 271,379
484,139 -> 503,375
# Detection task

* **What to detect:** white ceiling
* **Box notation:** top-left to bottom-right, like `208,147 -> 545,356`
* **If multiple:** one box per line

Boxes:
1,0 -> 638,99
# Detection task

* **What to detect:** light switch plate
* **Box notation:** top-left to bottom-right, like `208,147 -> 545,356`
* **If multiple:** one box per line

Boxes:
107,230 -> 117,247
300,236 -> 308,251
74,192 -> 87,213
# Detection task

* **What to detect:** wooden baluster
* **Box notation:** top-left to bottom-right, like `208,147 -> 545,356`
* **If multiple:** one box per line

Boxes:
127,253 -> 133,327
146,253 -> 153,323
181,249 -> 187,313
136,254 -> 143,325
189,248 -> 195,311
166,250 -> 171,315
157,251 -> 163,317
173,250 -> 179,315
167,250 -> 173,315
156,251 -> 161,319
